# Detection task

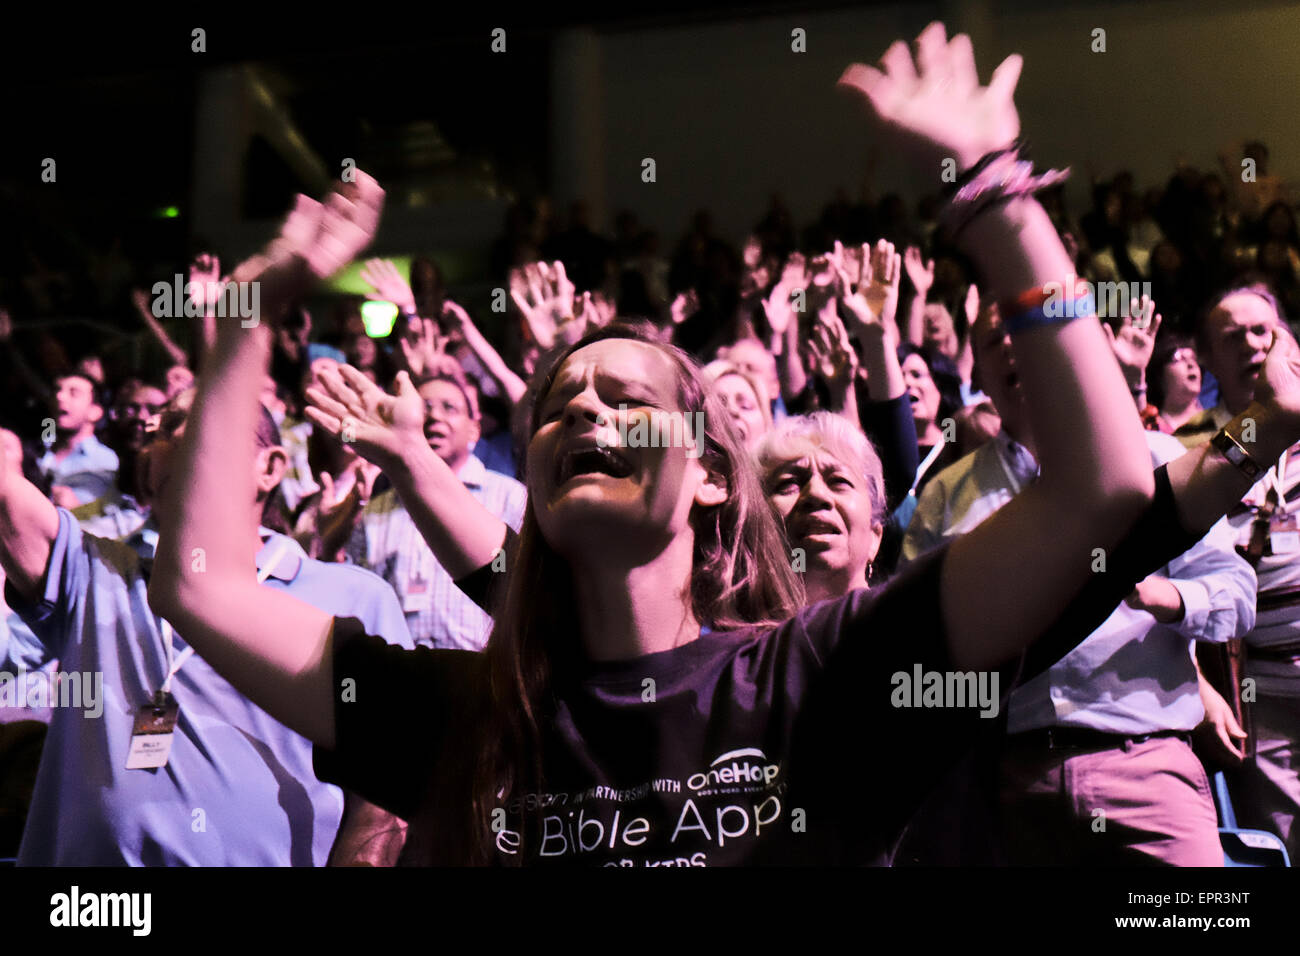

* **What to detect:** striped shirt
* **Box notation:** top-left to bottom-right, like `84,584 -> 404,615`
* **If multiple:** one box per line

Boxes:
1211,404 -> 1300,697
349,455 -> 526,650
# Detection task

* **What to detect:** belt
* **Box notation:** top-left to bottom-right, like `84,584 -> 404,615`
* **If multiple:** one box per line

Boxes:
1005,727 -> 1192,752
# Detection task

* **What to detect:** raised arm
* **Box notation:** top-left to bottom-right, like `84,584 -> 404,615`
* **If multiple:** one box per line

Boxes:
443,299 -> 528,406
841,23 -> 1154,671
148,177 -> 386,749
305,365 -> 509,579
0,436 -> 59,602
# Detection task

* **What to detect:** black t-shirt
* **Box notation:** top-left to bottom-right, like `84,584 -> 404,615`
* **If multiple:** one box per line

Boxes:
314,544 -> 1018,865
313,463 -> 1204,865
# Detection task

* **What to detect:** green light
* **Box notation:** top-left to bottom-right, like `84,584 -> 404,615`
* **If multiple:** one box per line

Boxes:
155,206 -> 180,219
361,301 -> 399,338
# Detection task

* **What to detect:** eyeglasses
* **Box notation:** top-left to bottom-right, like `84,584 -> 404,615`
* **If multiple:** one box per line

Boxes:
111,402 -> 163,420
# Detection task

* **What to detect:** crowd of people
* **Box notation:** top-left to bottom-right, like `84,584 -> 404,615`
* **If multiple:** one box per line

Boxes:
0,22 -> 1298,867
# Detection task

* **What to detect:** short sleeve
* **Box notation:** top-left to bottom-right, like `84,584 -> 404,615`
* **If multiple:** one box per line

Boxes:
312,616 -> 484,821
3,508 -> 86,666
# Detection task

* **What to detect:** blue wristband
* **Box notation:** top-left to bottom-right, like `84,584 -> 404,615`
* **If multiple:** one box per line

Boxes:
1002,292 -> 1096,335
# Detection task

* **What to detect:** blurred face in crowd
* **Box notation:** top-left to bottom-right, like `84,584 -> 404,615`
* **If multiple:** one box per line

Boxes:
165,364 -> 195,399
139,388 -> 195,507
712,372 -> 768,453
347,331 -> 377,371
763,444 -> 882,593
418,378 -> 480,473
901,353 -> 941,433
971,304 -> 1025,429
260,376 -> 286,421
1160,346 -> 1202,410
140,387 -> 285,512
528,338 -> 721,564
110,383 -> 166,453
277,309 -> 311,360
1199,292 -> 1279,414
720,340 -> 779,407
53,374 -> 101,435
307,357 -> 340,393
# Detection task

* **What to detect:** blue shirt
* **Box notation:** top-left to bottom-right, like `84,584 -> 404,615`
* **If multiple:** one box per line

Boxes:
37,434 -> 119,505
350,455 -> 526,650
903,429 -> 1257,734
3,509 -> 414,866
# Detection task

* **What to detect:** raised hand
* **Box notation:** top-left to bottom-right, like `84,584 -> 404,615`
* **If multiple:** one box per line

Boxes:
398,317 -> 448,378
360,259 -> 417,315
902,245 -> 934,295
670,289 -> 700,326
260,173 -> 385,282
1102,295 -> 1162,382
861,240 -> 903,332
762,253 -> 809,338
839,21 -> 1022,172
803,308 -> 859,395
1255,324 -> 1300,431
510,261 -> 575,351
306,366 -> 427,470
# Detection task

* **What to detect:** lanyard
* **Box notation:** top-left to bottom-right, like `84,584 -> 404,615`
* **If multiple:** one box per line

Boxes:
1269,450 -> 1291,511
158,619 -> 193,695
911,443 -> 946,495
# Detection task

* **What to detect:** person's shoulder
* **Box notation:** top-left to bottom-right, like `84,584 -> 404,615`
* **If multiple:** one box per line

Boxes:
61,509 -> 141,578
363,488 -> 403,518
920,441 -> 990,500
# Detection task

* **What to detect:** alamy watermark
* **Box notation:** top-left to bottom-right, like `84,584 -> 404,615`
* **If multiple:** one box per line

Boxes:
596,407 -> 706,459
1043,277 -> 1153,321
151,274 -> 260,327
0,668 -> 103,718
50,886 -> 151,936
891,664 -> 1000,718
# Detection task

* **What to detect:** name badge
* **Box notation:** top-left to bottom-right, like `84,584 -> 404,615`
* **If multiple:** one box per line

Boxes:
1271,513 -> 1300,555
403,573 -> 431,613
126,692 -> 180,770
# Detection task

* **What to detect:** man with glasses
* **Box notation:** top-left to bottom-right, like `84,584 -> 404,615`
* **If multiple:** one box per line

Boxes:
348,358 -> 526,649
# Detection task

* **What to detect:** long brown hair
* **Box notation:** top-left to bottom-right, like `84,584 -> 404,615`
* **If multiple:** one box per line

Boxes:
410,325 -> 803,865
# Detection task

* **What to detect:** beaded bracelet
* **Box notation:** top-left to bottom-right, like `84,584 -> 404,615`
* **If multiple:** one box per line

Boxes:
939,144 -> 1070,243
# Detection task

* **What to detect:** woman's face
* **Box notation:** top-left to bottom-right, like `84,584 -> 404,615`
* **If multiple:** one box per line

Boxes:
712,373 -> 768,452
528,339 -> 722,561
901,353 -> 941,429
764,448 -> 881,588
1160,347 -> 1202,406
347,333 -> 377,370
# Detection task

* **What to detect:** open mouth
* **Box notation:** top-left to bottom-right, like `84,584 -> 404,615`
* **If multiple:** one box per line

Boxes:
794,517 -> 841,540
556,445 -> 635,485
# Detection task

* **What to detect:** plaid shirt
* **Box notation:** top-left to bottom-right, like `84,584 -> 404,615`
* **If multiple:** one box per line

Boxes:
348,455 -> 526,650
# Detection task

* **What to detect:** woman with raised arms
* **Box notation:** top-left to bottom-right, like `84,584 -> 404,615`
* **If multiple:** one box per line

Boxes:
149,23 -> 1300,865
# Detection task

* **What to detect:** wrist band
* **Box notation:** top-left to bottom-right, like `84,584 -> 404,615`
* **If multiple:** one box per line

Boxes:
942,141 -> 1022,199
1001,283 -> 1096,336
1211,427 -> 1265,481
940,144 -> 1071,243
